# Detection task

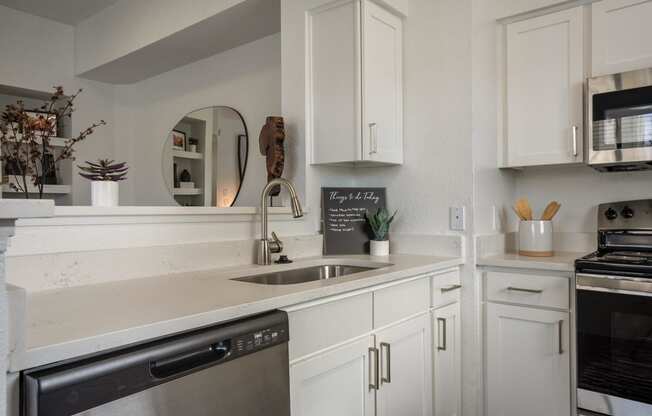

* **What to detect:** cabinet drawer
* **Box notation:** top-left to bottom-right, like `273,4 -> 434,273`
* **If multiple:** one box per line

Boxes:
374,277 -> 429,328
288,292 -> 373,361
485,272 -> 569,309
431,269 -> 461,308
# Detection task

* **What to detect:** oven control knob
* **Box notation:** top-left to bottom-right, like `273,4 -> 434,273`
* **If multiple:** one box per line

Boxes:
621,206 -> 634,219
605,208 -> 618,220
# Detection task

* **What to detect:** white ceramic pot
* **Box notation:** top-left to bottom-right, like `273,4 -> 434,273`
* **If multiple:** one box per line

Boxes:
519,220 -> 553,257
91,181 -> 119,207
370,240 -> 390,256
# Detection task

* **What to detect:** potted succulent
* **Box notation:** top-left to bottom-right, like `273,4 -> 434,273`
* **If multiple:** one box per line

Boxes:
78,159 -> 128,207
365,207 -> 397,256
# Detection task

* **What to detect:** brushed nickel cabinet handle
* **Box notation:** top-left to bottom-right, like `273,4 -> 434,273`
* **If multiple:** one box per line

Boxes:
369,123 -> 378,155
380,342 -> 391,384
369,347 -> 379,390
558,320 -> 564,355
506,286 -> 543,294
572,125 -> 579,157
440,284 -> 462,293
437,317 -> 447,351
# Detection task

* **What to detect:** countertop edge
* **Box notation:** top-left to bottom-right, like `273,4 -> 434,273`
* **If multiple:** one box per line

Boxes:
11,256 -> 464,372
477,251 -> 587,272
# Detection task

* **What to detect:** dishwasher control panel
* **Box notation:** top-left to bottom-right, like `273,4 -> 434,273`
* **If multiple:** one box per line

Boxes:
233,324 -> 288,355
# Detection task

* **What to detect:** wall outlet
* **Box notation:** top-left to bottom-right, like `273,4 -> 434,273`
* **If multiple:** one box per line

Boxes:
450,206 -> 465,231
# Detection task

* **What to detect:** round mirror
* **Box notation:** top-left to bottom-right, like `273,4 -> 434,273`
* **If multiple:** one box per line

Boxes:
162,107 -> 249,207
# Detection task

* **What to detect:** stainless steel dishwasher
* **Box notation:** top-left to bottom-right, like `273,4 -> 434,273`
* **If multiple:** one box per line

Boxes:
22,311 -> 290,416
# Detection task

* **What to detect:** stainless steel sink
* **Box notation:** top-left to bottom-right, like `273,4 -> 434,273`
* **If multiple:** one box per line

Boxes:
232,264 -> 388,285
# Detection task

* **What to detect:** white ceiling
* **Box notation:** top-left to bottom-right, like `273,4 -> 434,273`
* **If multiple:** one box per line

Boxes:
0,0 -> 119,25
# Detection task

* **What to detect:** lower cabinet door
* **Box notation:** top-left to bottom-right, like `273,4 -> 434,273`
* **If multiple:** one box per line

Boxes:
290,336 -> 376,416
486,303 -> 571,416
375,314 -> 432,416
433,302 -> 462,416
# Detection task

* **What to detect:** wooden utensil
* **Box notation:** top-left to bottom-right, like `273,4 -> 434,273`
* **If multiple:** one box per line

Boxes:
515,198 -> 533,221
512,206 -> 526,221
541,201 -> 561,220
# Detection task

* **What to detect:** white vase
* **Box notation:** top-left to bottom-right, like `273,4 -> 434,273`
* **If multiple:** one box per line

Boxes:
370,240 -> 390,256
91,181 -> 119,207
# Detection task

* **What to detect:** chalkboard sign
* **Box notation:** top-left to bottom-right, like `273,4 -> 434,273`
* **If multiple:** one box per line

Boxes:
321,187 -> 386,255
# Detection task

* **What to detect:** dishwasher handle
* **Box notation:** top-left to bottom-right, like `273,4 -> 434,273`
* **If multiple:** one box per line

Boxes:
150,340 -> 231,379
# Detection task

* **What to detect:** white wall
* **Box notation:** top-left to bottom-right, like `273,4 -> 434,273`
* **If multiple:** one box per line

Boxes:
0,6 -> 117,206
481,0 -> 652,234
515,165 -> 652,232
354,0 -> 474,236
472,0 -> 517,236
113,33 -> 282,207
74,0 -> 246,74
0,6 -> 73,93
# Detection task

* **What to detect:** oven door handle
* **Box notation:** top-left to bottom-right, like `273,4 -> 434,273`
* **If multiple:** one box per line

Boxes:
577,273 -> 652,297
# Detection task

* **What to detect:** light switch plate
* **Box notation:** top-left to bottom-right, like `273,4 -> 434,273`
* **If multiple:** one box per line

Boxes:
450,206 -> 465,231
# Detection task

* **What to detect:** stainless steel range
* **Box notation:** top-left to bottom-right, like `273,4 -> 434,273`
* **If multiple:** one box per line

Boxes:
575,200 -> 652,416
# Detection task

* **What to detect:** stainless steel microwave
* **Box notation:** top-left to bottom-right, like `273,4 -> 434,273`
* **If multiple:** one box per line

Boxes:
587,68 -> 652,171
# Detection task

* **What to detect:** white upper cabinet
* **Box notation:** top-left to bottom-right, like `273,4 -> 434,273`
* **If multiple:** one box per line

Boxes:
503,6 -> 584,167
592,0 -> 652,76
362,0 -> 403,164
308,0 -> 404,166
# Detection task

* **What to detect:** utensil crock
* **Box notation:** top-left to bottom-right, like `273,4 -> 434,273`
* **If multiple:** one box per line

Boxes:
518,220 -> 553,257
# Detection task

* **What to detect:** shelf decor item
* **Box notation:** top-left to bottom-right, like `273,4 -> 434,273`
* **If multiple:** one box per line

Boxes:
188,137 -> 198,153
259,116 -> 285,198
0,86 -> 106,199
78,159 -> 128,207
171,130 -> 186,151
25,110 -> 58,137
365,207 -> 397,257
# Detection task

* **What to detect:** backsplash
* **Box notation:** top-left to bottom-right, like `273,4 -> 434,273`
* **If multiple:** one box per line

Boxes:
7,235 -> 323,292
477,231 -> 597,258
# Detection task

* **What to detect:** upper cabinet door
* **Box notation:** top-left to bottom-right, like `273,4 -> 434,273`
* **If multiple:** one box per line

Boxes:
592,0 -> 652,76
308,0 -> 362,164
504,7 -> 584,167
362,0 -> 404,164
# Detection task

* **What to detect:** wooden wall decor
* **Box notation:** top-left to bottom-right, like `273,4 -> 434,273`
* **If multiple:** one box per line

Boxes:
259,116 -> 286,196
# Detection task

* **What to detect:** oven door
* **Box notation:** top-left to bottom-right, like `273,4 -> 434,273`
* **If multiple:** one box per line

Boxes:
576,273 -> 652,416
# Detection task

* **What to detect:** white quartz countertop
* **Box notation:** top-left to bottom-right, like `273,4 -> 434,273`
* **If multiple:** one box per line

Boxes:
477,251 -> 588,272
11,254 -> 462,371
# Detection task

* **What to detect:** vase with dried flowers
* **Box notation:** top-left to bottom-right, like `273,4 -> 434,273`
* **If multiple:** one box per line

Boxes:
0,86 -> 106,199
78,159 -> 128,207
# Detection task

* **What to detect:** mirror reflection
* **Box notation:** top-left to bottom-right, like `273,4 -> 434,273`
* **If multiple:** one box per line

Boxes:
162,106 -> 249,207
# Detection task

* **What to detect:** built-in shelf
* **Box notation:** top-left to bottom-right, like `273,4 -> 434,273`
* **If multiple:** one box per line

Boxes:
2,184 -> 71,194
5,135 -> 69,148
172,150 -> 203,160
173,187 -> 202,195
